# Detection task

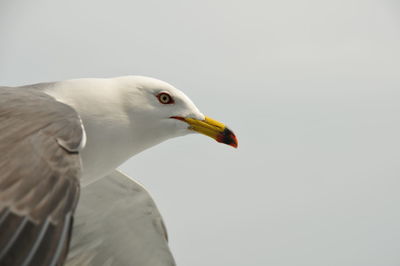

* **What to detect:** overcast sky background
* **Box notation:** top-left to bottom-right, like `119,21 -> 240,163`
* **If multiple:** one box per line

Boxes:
1,1 -> 400,265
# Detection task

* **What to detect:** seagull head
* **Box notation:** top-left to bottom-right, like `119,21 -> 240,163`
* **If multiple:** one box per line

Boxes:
119,76 -> 238,148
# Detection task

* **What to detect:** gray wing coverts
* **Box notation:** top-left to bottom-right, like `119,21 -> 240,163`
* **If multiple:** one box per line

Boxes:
66,171 -> 176,266
0,88 -> 83,266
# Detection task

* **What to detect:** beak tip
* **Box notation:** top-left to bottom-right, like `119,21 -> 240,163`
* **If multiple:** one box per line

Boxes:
230,143 -> 238,149
229,134 -> 238,149
217,128 -> 238,149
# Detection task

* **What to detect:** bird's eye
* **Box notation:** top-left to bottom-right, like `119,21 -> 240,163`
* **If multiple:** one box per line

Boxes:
157,93 -> 174,104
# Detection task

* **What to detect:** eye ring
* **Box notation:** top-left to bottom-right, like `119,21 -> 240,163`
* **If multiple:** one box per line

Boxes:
157,92 -> 174,104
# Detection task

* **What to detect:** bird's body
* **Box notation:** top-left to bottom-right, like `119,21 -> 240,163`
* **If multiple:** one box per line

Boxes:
0,76 -> 237,265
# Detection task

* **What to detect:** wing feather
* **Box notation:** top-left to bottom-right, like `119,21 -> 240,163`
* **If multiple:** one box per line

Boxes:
0,87 -> 83,266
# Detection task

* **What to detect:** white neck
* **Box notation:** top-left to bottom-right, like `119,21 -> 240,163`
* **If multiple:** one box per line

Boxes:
42,78 -> 170,186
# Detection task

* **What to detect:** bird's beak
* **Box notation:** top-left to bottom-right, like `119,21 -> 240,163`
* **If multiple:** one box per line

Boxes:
171,116 -> 238,148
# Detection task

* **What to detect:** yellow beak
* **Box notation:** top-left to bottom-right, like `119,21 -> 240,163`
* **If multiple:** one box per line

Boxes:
171,116 -> 238,148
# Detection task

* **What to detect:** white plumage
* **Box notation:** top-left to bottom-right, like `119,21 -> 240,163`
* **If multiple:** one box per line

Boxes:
42,76 -> 205,185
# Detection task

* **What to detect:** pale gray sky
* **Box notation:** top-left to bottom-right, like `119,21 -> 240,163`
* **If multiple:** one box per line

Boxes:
1,0 -> 400,265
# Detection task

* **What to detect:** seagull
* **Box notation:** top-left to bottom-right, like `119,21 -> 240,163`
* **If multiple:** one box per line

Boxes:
0,76 -> 238,266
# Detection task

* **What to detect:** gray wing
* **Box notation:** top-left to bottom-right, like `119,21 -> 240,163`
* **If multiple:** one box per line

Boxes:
66,170 -> 176,266
0,87 -> 84,266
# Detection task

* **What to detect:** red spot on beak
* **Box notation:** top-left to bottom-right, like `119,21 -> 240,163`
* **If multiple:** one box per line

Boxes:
216,128 -> 238,148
